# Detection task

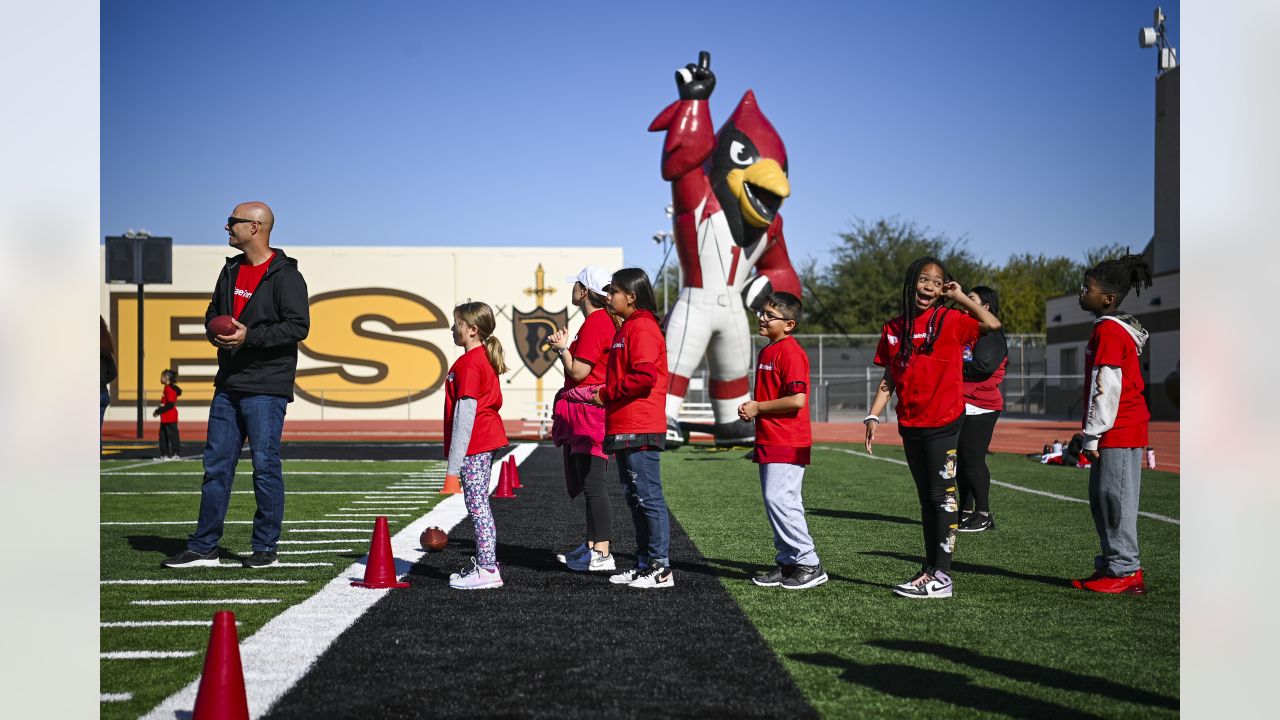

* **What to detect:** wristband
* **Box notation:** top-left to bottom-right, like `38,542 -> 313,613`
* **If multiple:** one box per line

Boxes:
863,414 -> 880,424
555,346 -> 568,355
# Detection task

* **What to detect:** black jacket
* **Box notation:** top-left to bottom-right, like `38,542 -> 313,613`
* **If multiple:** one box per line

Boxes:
205,249 -> 309,400
963,329 -> 1008,383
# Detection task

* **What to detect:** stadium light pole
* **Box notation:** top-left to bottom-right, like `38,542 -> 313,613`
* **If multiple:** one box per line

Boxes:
1139,6 -> 1178,75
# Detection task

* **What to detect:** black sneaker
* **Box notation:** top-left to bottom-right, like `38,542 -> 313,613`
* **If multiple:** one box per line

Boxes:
958,512 -> 995,533
751,564 -> 796,587
242,550 -> 279,568
161,547 -> 220,568
782,563 -> 829,590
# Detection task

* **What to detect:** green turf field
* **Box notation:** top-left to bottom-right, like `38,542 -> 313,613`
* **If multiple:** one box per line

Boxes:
663,444 -> 1180,719
98,457 -> 447,719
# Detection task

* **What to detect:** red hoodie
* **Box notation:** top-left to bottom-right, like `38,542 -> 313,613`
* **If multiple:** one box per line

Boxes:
600,309 -> 668,435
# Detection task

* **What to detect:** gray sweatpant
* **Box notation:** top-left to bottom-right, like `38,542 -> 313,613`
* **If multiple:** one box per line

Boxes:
1088,447 -> 1144,575
760,463 -> 819,567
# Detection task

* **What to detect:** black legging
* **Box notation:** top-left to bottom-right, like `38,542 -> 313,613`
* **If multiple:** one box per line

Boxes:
956,411 -> 1000,514
569,452 -> 612,543
899,417 -> 963,572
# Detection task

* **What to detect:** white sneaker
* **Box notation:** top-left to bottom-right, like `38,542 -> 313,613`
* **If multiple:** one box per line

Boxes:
628,564 -> 675,589
568,549 -> 616,573
892,569 -> 953,599
609,568 -> 641,585
449,559 -> 503,590
556,543 -> 589,565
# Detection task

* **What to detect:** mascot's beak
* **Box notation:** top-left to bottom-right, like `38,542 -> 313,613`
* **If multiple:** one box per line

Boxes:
729,158 -> 790,228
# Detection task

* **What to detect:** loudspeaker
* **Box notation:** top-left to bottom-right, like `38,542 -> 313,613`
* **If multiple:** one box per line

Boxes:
105,235 -> 172,284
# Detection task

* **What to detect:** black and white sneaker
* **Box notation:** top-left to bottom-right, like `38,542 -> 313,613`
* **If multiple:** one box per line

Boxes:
892,569 -> 953,599
627,564 -> 675,589
242,551 -> 279,568
161,547 -> 220,568
782,563 -> 829,590
958,513 -> 995,533
751,564 -> 796,587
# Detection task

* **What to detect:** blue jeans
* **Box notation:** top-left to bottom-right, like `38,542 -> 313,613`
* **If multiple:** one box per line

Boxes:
189,390 -> 288,554
615,448 -> 669,569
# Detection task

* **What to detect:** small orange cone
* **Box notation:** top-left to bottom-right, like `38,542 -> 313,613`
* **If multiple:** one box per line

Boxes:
351,516 -> 410,589
508,456 -> 523,489
440,472 -> 462,494
492,457 -> 516,499
192,610 -> 249,720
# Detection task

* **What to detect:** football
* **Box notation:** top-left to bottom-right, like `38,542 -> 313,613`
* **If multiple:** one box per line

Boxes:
420,527 -> 448,552
208,315 -> 238,336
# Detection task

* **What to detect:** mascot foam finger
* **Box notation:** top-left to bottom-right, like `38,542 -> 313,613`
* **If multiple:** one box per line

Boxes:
649,50 -> 801,446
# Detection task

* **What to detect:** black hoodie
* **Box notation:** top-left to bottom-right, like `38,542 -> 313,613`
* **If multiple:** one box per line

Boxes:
204,248 -> 309,400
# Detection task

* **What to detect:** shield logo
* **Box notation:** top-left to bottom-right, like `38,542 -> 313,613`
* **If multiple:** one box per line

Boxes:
512,306 -> 569,378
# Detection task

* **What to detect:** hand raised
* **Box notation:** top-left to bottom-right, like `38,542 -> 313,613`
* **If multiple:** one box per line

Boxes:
675,50 -> 715,101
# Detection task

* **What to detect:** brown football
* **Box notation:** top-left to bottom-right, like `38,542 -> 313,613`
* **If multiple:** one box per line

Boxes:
420,527 -> 448,552
208,315 -> 237,336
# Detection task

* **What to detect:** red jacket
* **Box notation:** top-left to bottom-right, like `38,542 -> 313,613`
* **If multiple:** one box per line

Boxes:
600,309 -> 668,435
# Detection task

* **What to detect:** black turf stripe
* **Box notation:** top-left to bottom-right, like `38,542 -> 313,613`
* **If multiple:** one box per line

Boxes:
264,446 -> 818,719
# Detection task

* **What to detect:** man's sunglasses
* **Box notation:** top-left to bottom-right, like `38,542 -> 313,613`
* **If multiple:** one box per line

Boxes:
227,217 -> 258,228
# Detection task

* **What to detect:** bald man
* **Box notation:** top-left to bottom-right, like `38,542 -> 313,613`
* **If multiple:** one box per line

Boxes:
163,201 -> 310,569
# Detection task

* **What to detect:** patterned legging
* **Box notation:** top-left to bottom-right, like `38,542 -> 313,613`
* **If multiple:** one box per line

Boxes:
461,452 -> 498,567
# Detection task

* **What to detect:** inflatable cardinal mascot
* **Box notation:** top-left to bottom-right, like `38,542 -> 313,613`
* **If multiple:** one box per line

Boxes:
649,51 -> 801,446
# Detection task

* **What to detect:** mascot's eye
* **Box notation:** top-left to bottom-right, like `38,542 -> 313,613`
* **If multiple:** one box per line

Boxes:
730,141 -> 755,166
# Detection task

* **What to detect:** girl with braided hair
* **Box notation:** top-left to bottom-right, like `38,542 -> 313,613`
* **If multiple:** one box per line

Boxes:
865,257 -> 1001,599
1071,252 -> 1153,595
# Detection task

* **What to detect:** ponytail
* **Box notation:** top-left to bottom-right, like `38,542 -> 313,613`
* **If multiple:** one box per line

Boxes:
1085,251 -> 1154,305
483,335 -> 508,375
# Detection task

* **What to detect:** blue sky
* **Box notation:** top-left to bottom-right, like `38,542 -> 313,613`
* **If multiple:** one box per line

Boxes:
102,1 -> 1179,274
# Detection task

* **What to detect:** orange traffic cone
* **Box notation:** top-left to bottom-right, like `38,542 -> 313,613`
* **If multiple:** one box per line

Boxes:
440,472 -> 462,494
492,457 -> 516,499
351,516 -> 410,589
192,610 -> 249,720
508,456 -> 522,489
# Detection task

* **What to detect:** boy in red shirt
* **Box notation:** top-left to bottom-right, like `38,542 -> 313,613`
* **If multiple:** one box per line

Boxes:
1071,254 -> 1153,595
153,368 -> 182,460
738,292 -> 826,590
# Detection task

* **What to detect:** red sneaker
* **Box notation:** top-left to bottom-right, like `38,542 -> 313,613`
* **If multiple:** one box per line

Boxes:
1075,568 -> 1146,595
1070,570 -> 1106,589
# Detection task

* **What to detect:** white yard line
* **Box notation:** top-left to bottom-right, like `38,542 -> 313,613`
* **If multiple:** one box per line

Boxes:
101,470 -> 426,477
103,491 -> 434,496
325,514 -> 412,518
131,599 -> 282,606
102,579 -> 308,586
277,540 -> 356,545
338,507 -> 421,511
141,443 -> 537,720
286,529 -> 375,533
350,501 -> 427,505
102,620 -> 236,628
101,693 -> 133,703
213,562 -> 334,568
814,446 -> 1180,525
103,650 -> 199,660
276,549 -> 352,555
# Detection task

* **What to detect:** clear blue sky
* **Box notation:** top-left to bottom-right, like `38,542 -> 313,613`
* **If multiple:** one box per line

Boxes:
102,1 -> 1179,274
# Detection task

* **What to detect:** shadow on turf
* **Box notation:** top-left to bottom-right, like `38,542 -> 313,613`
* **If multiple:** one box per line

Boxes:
126,534 -> 246,564
858,550 -> 1069,589
790,652 -> 1103,719
867,640 -> 1178,711
809,508 -> 919,526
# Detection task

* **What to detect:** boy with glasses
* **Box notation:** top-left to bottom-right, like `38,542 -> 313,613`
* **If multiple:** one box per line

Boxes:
738,292 -> 827,590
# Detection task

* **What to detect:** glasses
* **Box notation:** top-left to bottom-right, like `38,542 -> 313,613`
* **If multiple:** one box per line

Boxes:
756,310 -> 786,323
1079,285 -> 1105,295
227,217 -> 259,228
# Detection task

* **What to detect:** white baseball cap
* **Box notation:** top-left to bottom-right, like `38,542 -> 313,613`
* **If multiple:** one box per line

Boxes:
566,266 -> 612,296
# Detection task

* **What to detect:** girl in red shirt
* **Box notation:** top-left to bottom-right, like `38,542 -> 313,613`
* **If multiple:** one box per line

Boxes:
866,257 -> 1001,599
591,268 -> 673,589
443,301 -> 510,590
548,266 -> 619,573
153,368 -> 182,460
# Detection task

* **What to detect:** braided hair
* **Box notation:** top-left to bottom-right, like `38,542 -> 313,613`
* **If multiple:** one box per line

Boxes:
1084,252 -> 1153,306
896,256 -> 950,366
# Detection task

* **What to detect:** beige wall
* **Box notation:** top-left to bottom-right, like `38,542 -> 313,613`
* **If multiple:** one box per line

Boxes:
102,245 -> 624,421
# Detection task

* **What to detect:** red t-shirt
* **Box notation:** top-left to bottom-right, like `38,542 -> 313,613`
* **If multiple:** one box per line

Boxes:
566,309 -> 613,388
874,308 -> 980,428
753,335 -> 811,465
232,252 -> 275,319
160,384 -> 178,424
443,346 -> 509,457
1083,318 -> 1149,448
601,310 -> 669,435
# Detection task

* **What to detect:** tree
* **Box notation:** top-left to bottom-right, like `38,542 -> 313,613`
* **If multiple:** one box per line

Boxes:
799,217 -> 993,334
993,254 -> 1081,334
